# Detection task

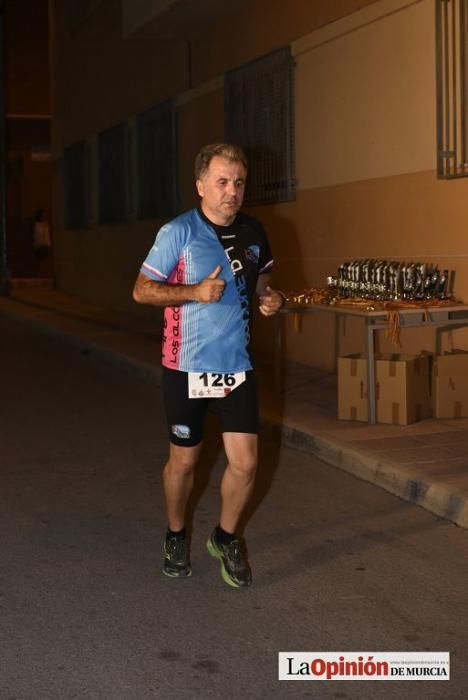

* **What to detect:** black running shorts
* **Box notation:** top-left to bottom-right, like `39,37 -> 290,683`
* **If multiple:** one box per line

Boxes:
162,368 -> 259,447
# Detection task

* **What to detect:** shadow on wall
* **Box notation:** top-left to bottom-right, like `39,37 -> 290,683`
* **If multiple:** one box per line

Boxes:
248,205 -> 308,362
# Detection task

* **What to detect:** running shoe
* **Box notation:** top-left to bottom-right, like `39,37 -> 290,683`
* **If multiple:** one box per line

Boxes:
162,534 -> 192,578
206,530 -> 252,588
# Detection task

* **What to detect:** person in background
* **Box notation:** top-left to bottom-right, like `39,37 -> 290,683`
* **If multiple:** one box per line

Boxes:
33,208 -> 52,276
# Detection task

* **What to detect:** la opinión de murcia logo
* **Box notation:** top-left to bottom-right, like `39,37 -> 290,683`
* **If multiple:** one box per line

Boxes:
278,652 -> 450,681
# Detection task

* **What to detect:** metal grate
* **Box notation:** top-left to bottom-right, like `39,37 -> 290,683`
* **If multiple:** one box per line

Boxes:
98,123 -> 128,225
136,100 -> 177,219
224,47 -> 296,205
436,0 -> 468,177
64,141 -> 87,229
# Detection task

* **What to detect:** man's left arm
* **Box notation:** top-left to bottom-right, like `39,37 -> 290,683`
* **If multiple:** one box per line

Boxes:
256,273 -> 285,317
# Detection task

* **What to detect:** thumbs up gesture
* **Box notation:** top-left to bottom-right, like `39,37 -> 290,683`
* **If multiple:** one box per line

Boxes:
258,285 -> 285,316
193,265 -> 226,303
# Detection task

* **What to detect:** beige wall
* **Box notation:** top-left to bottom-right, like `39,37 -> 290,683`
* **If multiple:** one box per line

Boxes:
279,0 -> 468,367
294,0 -> 436,187
50,0 -> 468,369
250,172 -> 468,368
189,0 -> 381,85
51,0 -> 189,145
122,0 -> 178,37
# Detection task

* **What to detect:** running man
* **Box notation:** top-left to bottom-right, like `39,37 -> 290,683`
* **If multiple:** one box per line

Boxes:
133,143 -> 284,587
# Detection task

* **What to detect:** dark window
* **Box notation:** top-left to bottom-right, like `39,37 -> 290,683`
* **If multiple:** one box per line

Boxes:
436,0 -> 468,178
225,47 -> 296,204
136,100 -> 177,219
98,123 -> 128,225
64,141 -> 87,229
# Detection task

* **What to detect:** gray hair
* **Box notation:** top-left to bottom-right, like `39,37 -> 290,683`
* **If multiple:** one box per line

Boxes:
194,143 -> 248,180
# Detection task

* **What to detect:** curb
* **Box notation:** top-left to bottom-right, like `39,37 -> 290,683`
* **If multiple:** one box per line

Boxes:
279,423 -> 468,529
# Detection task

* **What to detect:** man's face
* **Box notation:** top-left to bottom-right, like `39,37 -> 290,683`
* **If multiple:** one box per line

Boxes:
196,155 -> 247,226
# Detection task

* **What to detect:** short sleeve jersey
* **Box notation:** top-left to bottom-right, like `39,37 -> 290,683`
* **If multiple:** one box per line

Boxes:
141,208 -> 273,373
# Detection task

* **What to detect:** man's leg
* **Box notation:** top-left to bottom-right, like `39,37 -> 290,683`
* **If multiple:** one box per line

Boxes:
161,442 -> 201,578
161,367 -> 207,578
219,432 -> 258,534
207,432 -> 257,588
163,442 -> 202,531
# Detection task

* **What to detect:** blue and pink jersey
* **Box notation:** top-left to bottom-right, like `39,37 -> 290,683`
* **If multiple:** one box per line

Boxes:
140,208 -> 273,373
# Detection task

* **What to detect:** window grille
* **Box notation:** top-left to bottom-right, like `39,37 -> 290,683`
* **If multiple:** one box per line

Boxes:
98,122 -> 128,225
64,141 -> 87,229
224,47 -> 295,205
436,0 -> 468,177
136,100 -> 177,219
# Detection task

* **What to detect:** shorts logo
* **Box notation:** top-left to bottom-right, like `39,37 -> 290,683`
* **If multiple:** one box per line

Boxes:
172,424 -> 191,439
245,245 -> 260,263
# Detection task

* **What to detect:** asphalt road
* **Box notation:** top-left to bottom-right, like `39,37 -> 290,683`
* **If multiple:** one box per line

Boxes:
1,313 -> 468,700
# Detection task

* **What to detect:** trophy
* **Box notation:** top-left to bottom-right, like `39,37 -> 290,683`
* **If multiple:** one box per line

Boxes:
327,259 -> 456,302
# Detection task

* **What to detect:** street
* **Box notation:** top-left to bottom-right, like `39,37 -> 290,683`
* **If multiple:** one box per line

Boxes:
1,313 -> 468,700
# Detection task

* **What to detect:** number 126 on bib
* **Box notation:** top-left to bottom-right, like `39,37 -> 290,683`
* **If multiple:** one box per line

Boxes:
188,371 -> 246,398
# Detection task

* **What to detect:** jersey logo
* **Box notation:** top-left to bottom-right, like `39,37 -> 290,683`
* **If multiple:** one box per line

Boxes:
245,245 -> 260,264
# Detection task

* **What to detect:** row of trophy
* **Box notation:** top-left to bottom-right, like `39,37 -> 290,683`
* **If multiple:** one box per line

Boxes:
327,260 -> 456,301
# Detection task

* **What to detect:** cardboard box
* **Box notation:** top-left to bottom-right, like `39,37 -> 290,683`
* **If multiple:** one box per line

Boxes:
338,353 -> 431,425
432,350 -> 468,418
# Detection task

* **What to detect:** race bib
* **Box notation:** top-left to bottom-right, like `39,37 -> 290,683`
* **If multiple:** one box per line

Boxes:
188,371 -> 246,398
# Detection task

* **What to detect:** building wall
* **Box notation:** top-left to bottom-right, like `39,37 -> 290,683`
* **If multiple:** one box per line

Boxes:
188,0 -> 382,85
270,0 -> 468,366
4,0 -> 52,278
50,0 -> 468,369
7,152 -> 52,277
4,0 -> 50,115
51,0 -> 189,143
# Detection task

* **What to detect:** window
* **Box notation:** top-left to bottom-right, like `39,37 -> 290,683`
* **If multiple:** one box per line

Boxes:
436,0 -> 468,178
127,117 -> 137,219
136,99 -> 177,219
64,141 -> 87,229
98,123 -> 128,225
85,136 -> 97,225
224,47 -> 296,204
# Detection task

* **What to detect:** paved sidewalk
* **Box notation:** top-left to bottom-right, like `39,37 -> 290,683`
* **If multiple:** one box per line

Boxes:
2,282 -> 468,529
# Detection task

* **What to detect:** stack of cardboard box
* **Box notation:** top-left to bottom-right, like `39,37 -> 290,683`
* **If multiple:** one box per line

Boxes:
432,350 -> 468,419
338,353 -> 431,425
338,350 -> 468,424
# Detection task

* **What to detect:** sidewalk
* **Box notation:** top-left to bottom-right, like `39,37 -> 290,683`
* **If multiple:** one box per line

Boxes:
2,281 -> 468,530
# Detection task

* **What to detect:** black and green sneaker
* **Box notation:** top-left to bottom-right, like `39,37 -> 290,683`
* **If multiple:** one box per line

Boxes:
206,530 -> 252,588
162,534 -> 192,578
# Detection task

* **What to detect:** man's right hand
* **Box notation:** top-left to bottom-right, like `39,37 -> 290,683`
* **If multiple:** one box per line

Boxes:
193,265 -> 226,303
